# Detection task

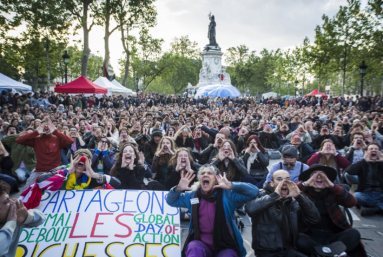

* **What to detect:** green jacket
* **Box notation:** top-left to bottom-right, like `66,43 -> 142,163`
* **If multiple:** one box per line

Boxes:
2,134 -> 36,172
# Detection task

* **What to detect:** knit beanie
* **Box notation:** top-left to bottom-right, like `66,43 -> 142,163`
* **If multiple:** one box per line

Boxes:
74,149 -> 93,161
152,128 -> 163,138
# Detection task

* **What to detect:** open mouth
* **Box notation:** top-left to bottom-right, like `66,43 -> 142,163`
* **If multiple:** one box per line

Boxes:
77,162 -> 84,169
202,178 -> 210,186
217,139 -> 223,145
181,159 -> 187,166
125,156 -> 132,162
224,150 -> 229,155
315,179 -> 323,187
371,153 -> 377,158
281,184 -> 288,196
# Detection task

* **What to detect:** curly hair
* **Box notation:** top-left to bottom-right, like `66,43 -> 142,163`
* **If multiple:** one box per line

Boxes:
110,142 -> 139,176
0,181 -> 11,196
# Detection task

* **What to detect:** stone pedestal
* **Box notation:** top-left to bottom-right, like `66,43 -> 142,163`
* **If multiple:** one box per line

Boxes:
196,48 -> 232,89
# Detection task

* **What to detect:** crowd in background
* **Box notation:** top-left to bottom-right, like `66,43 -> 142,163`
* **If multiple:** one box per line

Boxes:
0,90 -> 383,257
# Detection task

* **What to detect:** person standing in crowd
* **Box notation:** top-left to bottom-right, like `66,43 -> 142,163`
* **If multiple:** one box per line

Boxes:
166,165 -> 259,257
345,143 -> 383,216
15,121 -> 74,186
246,169 -> 320,257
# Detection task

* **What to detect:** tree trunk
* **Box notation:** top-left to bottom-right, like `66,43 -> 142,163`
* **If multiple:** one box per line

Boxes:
121,25 -> 130,87
103,0 -> 111,75
46,38 -> 50,92
81,2 -> 91,77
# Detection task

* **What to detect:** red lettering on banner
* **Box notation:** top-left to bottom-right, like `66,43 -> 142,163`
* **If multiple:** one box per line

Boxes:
114,214 -> 133,238
90,213 -> 113,238
173,225 -> 179,235
69,213 -> 87,238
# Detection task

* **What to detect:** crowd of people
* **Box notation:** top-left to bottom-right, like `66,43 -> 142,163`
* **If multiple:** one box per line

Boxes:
0,90 -> 383,257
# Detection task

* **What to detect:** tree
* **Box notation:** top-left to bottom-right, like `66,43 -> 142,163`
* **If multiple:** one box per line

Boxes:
170,36 -> 200,59
63,0 -> 100,77
130,28 -> 165,93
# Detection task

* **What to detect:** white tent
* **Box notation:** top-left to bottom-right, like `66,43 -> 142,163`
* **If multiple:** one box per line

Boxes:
0,73 -> 32,91
111,79 -> 133,94
93,77 -> 128,95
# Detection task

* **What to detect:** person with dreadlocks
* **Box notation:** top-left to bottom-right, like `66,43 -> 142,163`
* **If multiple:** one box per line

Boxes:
166,164 -> 259,257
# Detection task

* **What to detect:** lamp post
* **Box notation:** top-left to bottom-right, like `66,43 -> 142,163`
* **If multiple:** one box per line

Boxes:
62,49 -> 70,84
294,80 -> 298,97
359,61 -> 367,97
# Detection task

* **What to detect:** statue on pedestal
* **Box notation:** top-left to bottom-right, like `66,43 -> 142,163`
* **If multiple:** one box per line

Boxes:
204,12 -> 220,51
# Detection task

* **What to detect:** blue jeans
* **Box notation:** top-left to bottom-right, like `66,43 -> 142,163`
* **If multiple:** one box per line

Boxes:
344,173 -> 358,185
241,175 -> 265,189
14,168 -> 32,182
354,191 -> 383,210
0,173 -> 17,188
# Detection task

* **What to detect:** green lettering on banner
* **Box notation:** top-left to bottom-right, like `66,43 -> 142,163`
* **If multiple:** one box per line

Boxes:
54,213 -> 65,226
65,212 -> 72,226
171,216 -> 179,226
163,216 -> 171,225
156,215 -> 163,225
18,229 -> 29,243
142,214 -> 148,223
133,233 -> 142,243
148,215 -> 155,223
45,228 -> 56,242
62,227 -> 72,241
36,228 -> 47,243
27,228 -> 38,243
44,214 -> 57,227
164,234 -> 171,243
133,213 -> 141,223
171,235 -> 180,244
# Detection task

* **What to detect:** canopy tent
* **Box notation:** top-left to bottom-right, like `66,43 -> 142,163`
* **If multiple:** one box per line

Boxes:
54,76 -> 107,94
195,84 -> 241,98
0,73 -> 32,91
111,79 -> 133,94
93,77 -> 128,95
305,89 -> 328,98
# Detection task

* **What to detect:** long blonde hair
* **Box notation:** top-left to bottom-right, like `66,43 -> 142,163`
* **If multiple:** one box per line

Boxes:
154,136 -> 177,156
319,139 -> 336,168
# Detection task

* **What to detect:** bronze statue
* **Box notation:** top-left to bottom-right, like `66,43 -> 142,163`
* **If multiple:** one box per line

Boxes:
208,12 -> 217,46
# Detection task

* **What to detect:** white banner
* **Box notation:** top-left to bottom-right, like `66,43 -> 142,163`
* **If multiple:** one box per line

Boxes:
16,190 -> 181,257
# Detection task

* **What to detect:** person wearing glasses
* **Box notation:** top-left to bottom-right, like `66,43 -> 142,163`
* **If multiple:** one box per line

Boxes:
265,145 -> 309,185
90,136 -> 117,175
245,169 -> 320,256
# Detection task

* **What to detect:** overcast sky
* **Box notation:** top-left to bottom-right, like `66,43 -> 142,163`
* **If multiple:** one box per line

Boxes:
75,0 -> 367,76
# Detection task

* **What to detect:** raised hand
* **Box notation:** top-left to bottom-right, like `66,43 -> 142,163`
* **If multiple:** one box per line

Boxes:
138,151 -> 145,166
36,124 -> 45,135
68,155 -> 81,174
213,172 -> 233,190
304,175 -> 317,188
321,173 -> 334,188
15,200 -> 29,224
218,148 -> 226,161
285,181 -> 301,198
175,170 -> 195,192
47,123 -> 56,134
228,148 -> 235,160
7,202 -> 17,223
175,156 -> 182,171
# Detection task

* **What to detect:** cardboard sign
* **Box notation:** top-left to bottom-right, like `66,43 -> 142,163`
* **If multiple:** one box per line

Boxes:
16,190 -> 181,257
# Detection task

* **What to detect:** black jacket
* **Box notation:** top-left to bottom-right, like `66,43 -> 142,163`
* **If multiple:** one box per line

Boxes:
175,136 -> 195,149
345,159 -> 383,192
199,144 -> 219,164
144,139 -> 158,165
245,183 -> 320,253
240,151 -> 269,171
342,146 -> 364,164
258,132 -> 280,149
274,130 -> 292,146
164,164 -> 200,190
211,157 -> 248,182
311,134 -> 340,150
113,164 -> 146,190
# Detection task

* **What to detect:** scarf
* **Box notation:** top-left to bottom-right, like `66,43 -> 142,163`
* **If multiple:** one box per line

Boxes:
191,188 -> 238,254
247,152 -> 258,171
195,137 -> 201,151
66,173 -> 91,190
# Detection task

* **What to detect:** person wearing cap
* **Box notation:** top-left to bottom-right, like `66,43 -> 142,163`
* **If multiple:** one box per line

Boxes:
144,128 -> 162,166
166,164 -> 259,257
266,145 -> 309,185
245,169 -> 320,256
296,164 -> 365,257
344,143 -> 383,216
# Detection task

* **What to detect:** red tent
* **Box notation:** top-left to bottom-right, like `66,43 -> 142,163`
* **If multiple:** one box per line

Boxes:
305,89 -> 328,98
54,76 -> 108,94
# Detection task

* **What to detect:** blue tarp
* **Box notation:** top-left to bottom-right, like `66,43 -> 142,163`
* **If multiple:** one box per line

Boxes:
196,85 -> 241,98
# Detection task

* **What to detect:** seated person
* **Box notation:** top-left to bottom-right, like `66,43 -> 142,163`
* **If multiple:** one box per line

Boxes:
143,128 -> 162,166
240,135 -> 269,188
90,136 -> 117,175
311,123 -> 340,150
234,126 -> 251,154
200,132 -> 226,164
343,131 -> 366,186
175,125 -> 194,149
266,145 -> 309,184
166,165 -> 259,257
279,133 -> 313,164
345,143 -> 383,216
258,125 -> 280,149
164,148 -> 199,191
246,169 -> 320,257
110,143 -> 145,190
275,122 -> 292,146
211,140 -> 252,184
286,124 -> 312,144
296,164 -> 365,257
0,181 -> 46,257
307,139 -> 350,185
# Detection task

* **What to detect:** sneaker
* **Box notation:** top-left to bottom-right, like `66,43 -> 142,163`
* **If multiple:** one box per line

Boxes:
361,206 -> 381,216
